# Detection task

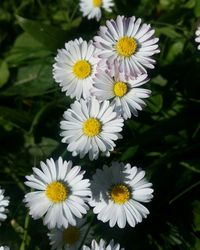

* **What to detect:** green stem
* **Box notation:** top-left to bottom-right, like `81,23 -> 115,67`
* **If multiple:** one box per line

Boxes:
70,5 -> 79,21
78,215 -> 95,250
169,181 -> 200,205
19,212 -> 30,250
4,167 -> 26,193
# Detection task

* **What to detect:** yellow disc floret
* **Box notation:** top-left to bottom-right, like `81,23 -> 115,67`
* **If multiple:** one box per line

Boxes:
83,118 -> 101,137
45,181 -> 68,203
73,60 -> 92,79
116,36 -> 137,57
111,184 -> 130,204
113,81 -> 128,97
63,226 -> 80,245
93,0 -> 102,7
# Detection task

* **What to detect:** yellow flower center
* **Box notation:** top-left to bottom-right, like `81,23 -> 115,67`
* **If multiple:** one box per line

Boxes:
45,181 -> 68,203
63,226 -> 80,245
73,60 -> 92,79
116,36 -> 137,57
111,184 -> 130,204
83,118 -> 101,137
113,81 -> 128,97
93,0 -> 102,7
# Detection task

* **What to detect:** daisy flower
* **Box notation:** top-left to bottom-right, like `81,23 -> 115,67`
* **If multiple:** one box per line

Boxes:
48,218 -> 92,250
0,247 -> 10,250
89,162 -> 154,228
93,70 -> 151,119
60,97 -> 124,161
80,0 -> 114,22
53,38 -> 100,100
24,157 -> 91,229
82,239 -> 124,250
0,187 -> 9,226
94,15 -> 160,77
195,25 -> 200,50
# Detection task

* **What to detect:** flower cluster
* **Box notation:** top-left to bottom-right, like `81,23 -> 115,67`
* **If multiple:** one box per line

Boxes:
24,158 -> 153,247
54,15 -> 160,161
24,14 -> 159,249
2,14 -> 164,250
1,3 -> 199,249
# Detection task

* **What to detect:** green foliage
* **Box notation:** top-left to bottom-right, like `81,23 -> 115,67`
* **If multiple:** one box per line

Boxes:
0,0 -> 199,249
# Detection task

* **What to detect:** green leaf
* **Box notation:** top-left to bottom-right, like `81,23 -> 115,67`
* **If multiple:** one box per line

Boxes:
192,201 -> 200,232
2,63 -> 55,97
6,33 -> 51,65
146,94 -> 163,113
180,162 -> 200,174
165,40 -> 185,64
183,0 -> 196,9
16,16 -> 76,51
156,27 -> 182,39
0,106 -> 31,129
0,61 -> 9,87
120,146 -> 139,161
194,0 -> 200,17
151,74 -> 167,86
28,137 -> 59,158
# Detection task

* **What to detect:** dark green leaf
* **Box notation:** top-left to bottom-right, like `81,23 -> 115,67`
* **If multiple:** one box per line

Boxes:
120,146 -> 139,161
16,16 -> 76,51
156,27 -> 182,39
165,40 -> 185,64
146,94 -> 163,113
0,61 -> 9,87
194,0 -> 200,17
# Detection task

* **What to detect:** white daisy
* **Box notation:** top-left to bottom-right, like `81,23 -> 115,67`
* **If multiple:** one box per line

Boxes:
80,0 -> 114,22
0,187 -> 9,226
53,38 -> 100,100
89,162 -> 154,228
48,218 -> 92,250
195,25 -> 200,50
93,70 -> 151,119
60,97 -> 124,161
24,157 -> 91,229
0,247 -> 10,250
82,239 -> 124,250
94,15 -> 160,77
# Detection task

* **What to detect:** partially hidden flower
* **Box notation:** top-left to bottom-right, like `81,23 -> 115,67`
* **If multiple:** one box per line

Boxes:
93,70 -> 151,119
0,187 -> 9,226
48,217 -> 92,250
94,15 -> 160,78
80,0 -> 114,22
82,239 -> 124,250
195,25 -> 200,50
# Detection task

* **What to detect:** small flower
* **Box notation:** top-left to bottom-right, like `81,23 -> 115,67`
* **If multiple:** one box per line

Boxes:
195,25 -> 200,50
82,239 -> 124,250
80,0 -> 114,22
0,187 -> 9,226
48,218 -> 92,250
94,15 -> 160,77
93,70 -> 151,119
89,162 -> 154,228
53,38 -> 100,100
0,247 -> 10,250
60,97 -> 124,160
24,157 -> 91,229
